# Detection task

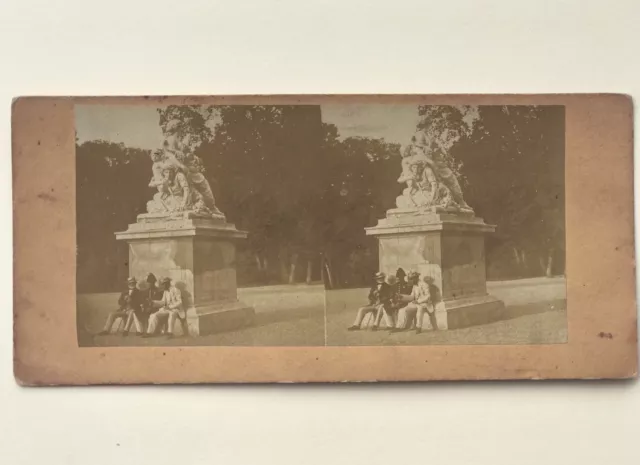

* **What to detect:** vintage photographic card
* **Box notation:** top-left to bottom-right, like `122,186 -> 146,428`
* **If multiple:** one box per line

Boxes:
12,94 -> 637,384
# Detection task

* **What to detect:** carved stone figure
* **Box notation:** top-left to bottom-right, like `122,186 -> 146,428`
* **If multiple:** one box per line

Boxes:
413,131 -> 472,211
145,137 -> 224,219
396,131 -> 472,213
149,150 -> 169,197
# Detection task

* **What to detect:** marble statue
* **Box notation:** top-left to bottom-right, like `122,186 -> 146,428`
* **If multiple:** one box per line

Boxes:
396,131 -> 473,213
145,136 -> 224,219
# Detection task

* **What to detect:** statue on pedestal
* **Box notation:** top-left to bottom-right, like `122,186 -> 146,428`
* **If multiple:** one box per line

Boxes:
366,128 -> 503,332
145,135 -> 225,220
395,130 -> 473,213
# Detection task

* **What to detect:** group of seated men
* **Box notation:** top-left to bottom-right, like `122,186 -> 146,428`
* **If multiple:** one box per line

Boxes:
97,273 -> 186,339
347,268 -> 442,334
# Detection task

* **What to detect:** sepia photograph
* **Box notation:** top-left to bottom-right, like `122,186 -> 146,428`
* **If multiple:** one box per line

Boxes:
6,3 -> 640,465
75,103 -> 566,347
323,104 -> 566,345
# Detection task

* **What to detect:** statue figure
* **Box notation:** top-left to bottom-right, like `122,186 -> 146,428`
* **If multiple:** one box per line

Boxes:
396,131 -> 472,213
413,131 -> 472,211
149,150 -> 169,197
146,163 -> 199,214
397,144 -> 438,208
161,136 -> 223,216
145,136 -> 224,219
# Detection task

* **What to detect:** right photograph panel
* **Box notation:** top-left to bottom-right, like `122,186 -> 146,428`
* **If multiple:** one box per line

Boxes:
323,104 -> 566,346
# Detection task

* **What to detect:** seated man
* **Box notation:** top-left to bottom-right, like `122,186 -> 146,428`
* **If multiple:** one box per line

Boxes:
394,268 -> 413,296
391,272 -> 430,333
372,275 -> 397,330
415,276 -> 441,334
143,277 -> 185,339
347,272 -> 391,331
98,277 -> 144,336
372,274 -> 409,330
395,268 -> 415,316
137,273 -> 164,330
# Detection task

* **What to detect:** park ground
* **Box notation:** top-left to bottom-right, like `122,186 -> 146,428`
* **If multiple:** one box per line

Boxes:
79,277 -> 566,347
326,277 -> 566,346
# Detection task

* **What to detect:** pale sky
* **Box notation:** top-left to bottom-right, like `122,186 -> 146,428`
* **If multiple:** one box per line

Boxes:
321,104 -> 420,145
76,104 -> 166,149
75,104 -> 420,150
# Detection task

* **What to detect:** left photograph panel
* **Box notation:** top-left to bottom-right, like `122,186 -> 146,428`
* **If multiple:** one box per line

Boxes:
75,104 -> 326,347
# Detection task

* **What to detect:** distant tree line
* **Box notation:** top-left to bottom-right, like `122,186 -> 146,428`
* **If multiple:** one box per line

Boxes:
76,105 -> 564,293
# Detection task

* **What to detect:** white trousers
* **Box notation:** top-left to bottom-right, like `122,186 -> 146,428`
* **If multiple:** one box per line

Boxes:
147,308 -> 178,335
396,303 -> 434,330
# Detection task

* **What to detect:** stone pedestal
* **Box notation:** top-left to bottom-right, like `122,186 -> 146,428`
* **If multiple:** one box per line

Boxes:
365,207 -> 505,330
115,213 -> 255,336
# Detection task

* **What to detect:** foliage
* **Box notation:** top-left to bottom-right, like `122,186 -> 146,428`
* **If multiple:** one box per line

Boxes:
158,105 -> 217,154
76,104 -> 565,292
451,105 -> 565,277
416,105 -> 480,181
76,141 -> 151,292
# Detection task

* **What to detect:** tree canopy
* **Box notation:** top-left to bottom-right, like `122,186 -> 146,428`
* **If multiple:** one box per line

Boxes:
76,104 -> 565,292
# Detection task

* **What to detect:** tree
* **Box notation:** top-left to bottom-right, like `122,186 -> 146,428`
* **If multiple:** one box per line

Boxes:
158,105 -> 217,151
76,141 -> 151,292
452,105 -> 565,278
416,105 -> 480,180
77,104 -> 565,293
318,133 -> 401,288
161,104 -> 329,286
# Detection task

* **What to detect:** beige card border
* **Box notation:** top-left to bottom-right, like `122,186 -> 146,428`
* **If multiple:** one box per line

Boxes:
12,94 -> 638,384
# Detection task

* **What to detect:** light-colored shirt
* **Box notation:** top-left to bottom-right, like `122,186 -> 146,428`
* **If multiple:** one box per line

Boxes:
161,286 -> 182,310
411,282 -> 431,305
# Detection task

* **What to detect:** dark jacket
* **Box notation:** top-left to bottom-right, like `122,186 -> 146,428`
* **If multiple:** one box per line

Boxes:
144,285 -> 165,314
367,282 -> 393,306
118,288 -> 144,313
397,281 -> 413,296
388,281 -> 414,307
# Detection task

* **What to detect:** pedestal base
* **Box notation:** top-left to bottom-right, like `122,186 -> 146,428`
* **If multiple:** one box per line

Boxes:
431,295 -> 506,331
187,300 -> 255,336
366,209 -> 506,331
116,215 -> 255,337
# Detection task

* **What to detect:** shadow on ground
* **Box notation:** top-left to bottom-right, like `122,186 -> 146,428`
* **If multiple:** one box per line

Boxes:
78,278 -> 567,347
325,277 -> 567,346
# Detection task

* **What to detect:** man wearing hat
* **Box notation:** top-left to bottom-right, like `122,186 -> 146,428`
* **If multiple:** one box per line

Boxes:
392,268 -> 414,297
415,275 -> 442,334
98,277 -> 144,336
372,269 -> 415,329
392,272 -> 441,333
390,271 -> 425,332
143,277 -> 184,339
347,271 -> 393,331
129,273 -> 164,332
